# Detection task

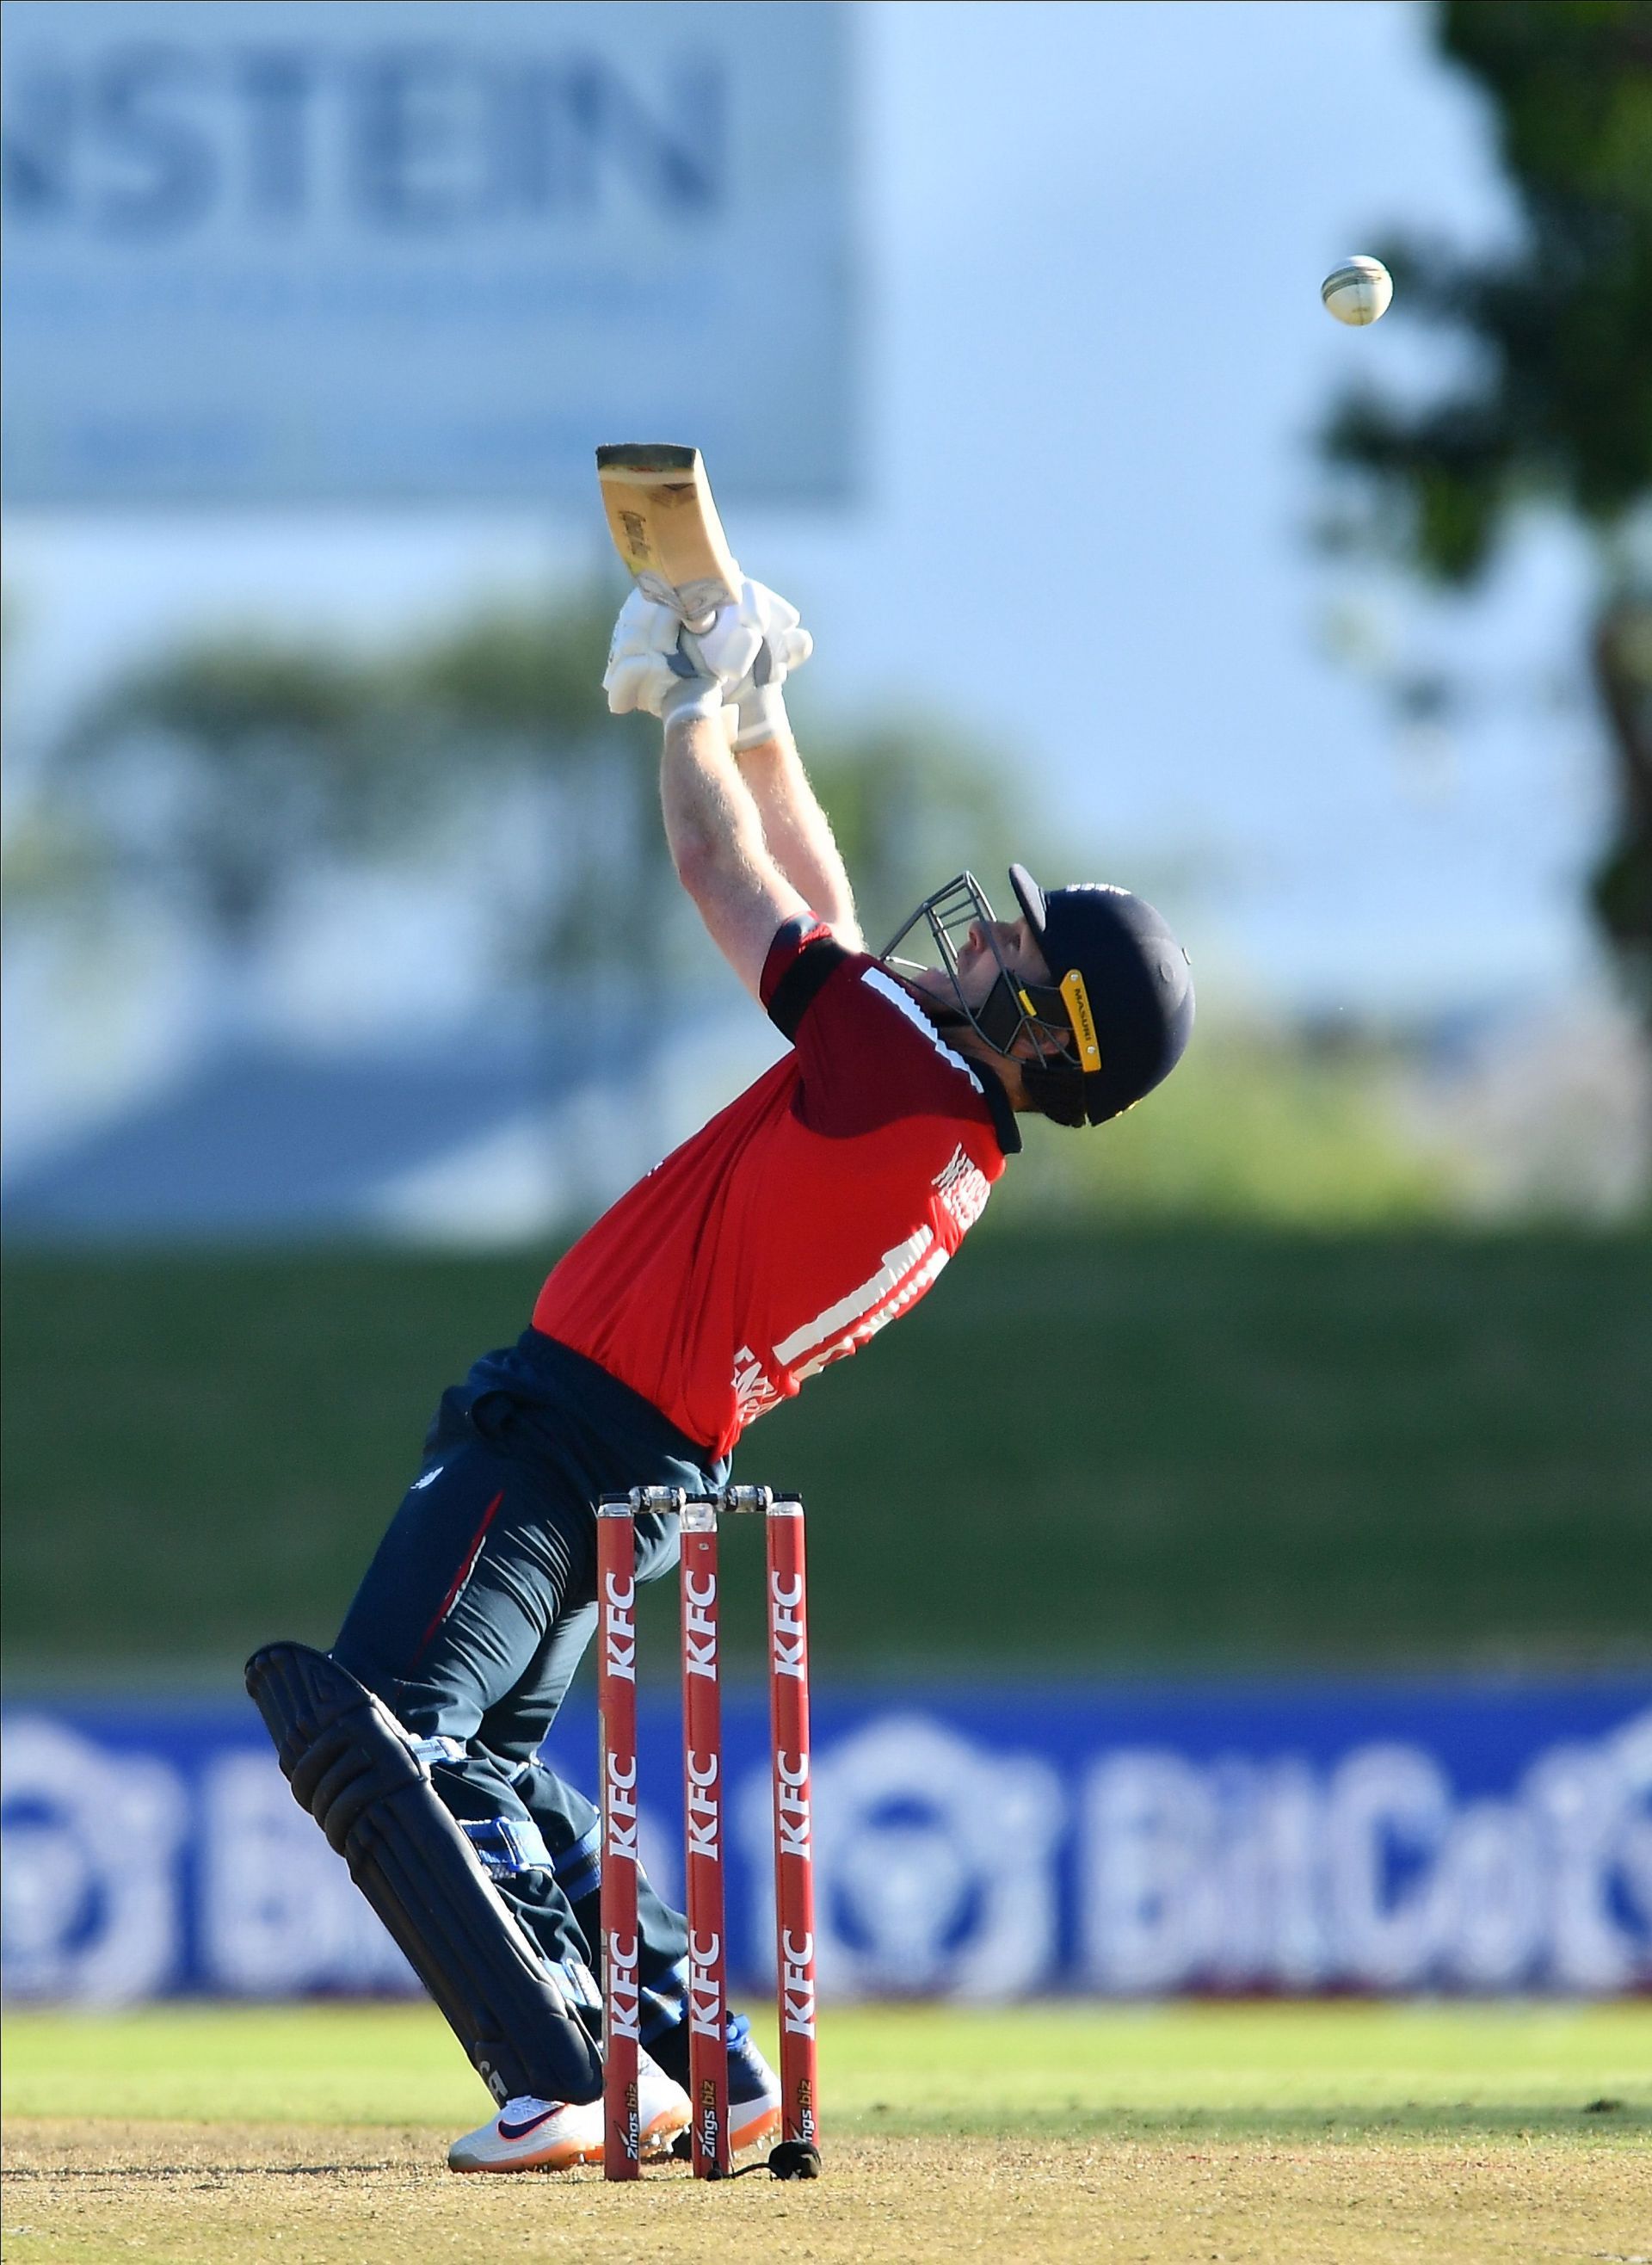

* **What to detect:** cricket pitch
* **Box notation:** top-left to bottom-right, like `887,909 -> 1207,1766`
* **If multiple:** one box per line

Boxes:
4,2003 -> 1647,2265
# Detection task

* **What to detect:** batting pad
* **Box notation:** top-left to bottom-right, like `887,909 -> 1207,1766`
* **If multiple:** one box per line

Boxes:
245,1640 -> 604,2109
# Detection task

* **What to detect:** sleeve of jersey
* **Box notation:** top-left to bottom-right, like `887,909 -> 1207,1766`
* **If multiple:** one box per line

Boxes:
761,917 -> 991,1139
761,914 -> 848,1039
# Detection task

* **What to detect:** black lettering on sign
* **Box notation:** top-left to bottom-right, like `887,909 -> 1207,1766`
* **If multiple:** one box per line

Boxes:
351,46 -> 482,230
0,37 -> 730,237
95,46 -> 216,237
234,49 -> 317,221
490,61 -> 566,215
560,55 -> 726,216
0,64 -> 77,217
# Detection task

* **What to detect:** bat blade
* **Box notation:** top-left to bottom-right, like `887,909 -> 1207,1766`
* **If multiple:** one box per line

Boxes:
596,444 -> 741,630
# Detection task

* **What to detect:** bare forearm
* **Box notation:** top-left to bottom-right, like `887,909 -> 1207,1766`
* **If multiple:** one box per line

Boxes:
660,710 -> 807,998
662,711 -> 772,890
734,719 -> 863,948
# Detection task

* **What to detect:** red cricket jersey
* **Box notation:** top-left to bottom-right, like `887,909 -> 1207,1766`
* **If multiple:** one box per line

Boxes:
531,918 -> 1020,1459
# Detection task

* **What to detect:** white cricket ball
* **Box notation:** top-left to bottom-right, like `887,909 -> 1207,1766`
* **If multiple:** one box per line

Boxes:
1321,255 -> 1393,327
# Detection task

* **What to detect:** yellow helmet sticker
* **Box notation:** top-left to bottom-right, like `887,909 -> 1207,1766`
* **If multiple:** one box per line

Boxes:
1059,969 -> 1103,1073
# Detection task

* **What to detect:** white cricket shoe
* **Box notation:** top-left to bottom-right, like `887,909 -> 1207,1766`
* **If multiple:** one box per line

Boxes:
637,2053 -> 693,2158
569,2053 -> 693,2165
726,2014 -> 783,2155
447,2093 -> 603,2174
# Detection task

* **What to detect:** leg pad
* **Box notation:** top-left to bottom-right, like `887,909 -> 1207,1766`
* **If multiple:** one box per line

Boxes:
246,1640 -> 603,2108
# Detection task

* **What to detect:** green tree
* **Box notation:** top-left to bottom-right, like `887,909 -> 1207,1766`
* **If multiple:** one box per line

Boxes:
40,589 -> 655,1017
1322,1 -> 1652,1022
32,586 -> 1030,1025
397,590 -> 675,997
54,641 -> 397,958
797,713 -> 1026,950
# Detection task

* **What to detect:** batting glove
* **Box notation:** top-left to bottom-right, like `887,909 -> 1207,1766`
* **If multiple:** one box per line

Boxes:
604,590 -> 689,718
603,581 -> 813,731
722,583 -> 814,749
600,589 -> 726,725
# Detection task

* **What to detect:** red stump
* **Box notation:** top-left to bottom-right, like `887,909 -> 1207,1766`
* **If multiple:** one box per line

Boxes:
596,1500 -> 641,2180
767,1497 -> 819,2153
680,1500 -> 731,2177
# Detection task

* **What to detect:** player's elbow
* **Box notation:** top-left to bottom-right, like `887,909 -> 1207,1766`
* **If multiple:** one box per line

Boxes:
668,805 -> 767,909
668,825 -> 721,905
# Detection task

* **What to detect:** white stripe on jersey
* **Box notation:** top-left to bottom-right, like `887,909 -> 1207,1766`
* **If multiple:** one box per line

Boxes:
773,1225 -> 935,1368
859,967 -> 984,1093
792,1244 -> 952,1380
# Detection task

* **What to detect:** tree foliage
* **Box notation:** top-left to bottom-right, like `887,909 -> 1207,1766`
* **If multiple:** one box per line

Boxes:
56,643 -> 404,946
30,583 -> 1027,1016
49,590 -> 637,958
798,715 -> 1025,951
1322,0 -> 1652,1012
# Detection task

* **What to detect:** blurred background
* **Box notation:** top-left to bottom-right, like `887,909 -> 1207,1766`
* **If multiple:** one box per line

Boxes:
3,0 -> 1649,2007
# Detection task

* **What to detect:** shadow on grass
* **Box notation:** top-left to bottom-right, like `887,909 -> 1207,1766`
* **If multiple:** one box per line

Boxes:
851,2098 -> 1652,2144
2,2163 -> 400,2182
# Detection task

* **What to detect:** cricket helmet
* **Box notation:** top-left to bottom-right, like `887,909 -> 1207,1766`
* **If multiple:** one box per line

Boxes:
880,866 -> 1194,1127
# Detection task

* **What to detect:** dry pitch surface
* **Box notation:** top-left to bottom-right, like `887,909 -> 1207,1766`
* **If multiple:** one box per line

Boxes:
4,2003 -> 1649,2265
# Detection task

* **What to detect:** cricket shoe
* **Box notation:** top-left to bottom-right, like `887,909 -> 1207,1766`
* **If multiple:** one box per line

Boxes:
638,2052 -> 693,2158
728,2013 -> 783,2152
447,2093 -> 603,2174
569,2052 -> 692,2164
665,2015 -> 783,2160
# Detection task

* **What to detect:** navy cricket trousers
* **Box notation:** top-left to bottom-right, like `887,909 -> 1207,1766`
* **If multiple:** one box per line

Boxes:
332,1330 -> 729,2092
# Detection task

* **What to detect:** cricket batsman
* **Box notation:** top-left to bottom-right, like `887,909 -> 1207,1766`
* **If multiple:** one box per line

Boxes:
247,574 -> 1194,2173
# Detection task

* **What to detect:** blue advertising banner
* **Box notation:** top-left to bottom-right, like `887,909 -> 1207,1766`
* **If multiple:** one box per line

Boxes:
1,0 -> 854,504
3,1682 -> 1649,2005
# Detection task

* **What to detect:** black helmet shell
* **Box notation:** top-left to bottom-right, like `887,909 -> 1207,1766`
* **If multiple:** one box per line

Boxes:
1008,864 -> 1194,1123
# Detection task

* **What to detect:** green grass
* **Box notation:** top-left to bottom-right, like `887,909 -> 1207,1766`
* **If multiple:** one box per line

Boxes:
6,2005 -> 1647,2265
3,2003 -> 1648,2144
4,1231 -> 1650,1676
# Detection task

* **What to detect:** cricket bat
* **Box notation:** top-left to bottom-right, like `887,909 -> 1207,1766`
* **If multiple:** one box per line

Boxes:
595,444 -> 741,633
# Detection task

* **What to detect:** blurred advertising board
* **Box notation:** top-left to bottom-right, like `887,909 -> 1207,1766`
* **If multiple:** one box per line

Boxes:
4,1683 -> 1649,2004
0,0 -> 854,504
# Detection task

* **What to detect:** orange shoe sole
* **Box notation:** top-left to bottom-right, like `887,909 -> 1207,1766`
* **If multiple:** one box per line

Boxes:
578,2102 -> 779,2167
730,2102 -> 782,2154
577,2105 -> 690,2167
451,2133 -> 592,2174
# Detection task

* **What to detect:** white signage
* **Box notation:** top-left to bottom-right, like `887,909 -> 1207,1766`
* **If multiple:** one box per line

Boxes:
0,0 -> 854,504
